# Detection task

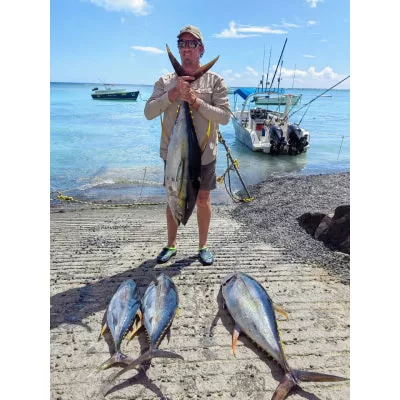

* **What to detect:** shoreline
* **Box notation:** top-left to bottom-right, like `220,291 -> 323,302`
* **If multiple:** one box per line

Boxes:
52,171 -> 350,284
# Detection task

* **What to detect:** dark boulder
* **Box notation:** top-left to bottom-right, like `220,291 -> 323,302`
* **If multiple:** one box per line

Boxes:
296,212 -> 326,236
298,205 -> 350,254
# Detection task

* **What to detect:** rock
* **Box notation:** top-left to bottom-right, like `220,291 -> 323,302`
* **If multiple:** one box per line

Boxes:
297,212 -> 326,235
314,214 -> 333,240
298,205 -> 350,255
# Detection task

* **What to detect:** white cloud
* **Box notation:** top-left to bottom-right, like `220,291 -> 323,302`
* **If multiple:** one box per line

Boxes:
306,0 -> 323,8
214,21 -> 287,38
307,66 -> 339,80
320,39 -> 328,42
307,20 -> 317,26
222,64 -> 347,88
303,54 -> 316,58
273,19 -> 301,28
246,66 -> 258,77
90,0 -> 152,16
121,17 -> 125,24
131,46 -> 164,54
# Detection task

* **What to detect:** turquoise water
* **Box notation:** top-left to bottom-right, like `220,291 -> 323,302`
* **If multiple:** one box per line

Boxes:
50,82 -> 349,204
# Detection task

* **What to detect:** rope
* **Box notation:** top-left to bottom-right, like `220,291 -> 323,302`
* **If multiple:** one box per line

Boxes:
217,131 -> 254,203
51,191 -> 164,208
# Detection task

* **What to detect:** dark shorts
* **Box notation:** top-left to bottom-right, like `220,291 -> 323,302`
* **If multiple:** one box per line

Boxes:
163,159 -> 217,191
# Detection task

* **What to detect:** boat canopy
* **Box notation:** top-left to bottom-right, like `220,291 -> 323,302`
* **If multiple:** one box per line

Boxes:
233,88 -> 257,100
234,87 -> 286,100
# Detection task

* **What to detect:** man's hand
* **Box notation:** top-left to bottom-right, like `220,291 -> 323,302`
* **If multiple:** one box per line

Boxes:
168,76 -> 198,107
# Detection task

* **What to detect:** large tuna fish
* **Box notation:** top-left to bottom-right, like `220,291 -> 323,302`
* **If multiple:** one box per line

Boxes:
221,272 -> 348,400
98,279 -> 142,370
164,44 -> 219,226
107,274 -> 183,384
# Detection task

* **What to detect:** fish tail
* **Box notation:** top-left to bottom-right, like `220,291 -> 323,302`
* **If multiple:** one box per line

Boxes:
292,368 -> 348,383
271,369 -> 348,400
97,352 -> 134,372
107,348 -> 184,383
271,372 -> 298,400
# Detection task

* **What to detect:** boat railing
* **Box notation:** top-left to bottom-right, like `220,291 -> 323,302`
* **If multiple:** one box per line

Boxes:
233,91 -> 300,122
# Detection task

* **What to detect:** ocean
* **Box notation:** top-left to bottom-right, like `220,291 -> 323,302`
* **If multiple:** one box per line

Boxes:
50,82 -> 349,205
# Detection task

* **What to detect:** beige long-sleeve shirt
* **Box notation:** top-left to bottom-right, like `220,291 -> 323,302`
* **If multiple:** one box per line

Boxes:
144,71 -> 231,165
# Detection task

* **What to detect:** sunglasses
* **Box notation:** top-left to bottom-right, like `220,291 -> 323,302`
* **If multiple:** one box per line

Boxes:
177,39 -> 203,49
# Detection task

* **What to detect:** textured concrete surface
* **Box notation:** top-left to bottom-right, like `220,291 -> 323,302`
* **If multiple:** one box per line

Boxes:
50,204 -> 349,400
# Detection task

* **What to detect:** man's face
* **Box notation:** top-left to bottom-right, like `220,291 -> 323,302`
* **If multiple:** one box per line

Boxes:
178,32 -> 204,69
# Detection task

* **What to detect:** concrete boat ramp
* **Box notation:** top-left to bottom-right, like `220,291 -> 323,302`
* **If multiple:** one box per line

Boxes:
50,204 -> 349,399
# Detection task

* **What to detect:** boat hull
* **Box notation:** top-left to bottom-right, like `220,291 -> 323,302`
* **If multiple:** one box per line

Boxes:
91,91 -> 140,100
232,114 -> 309,155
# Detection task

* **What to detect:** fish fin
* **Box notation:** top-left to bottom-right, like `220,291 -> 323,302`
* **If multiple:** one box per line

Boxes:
271,372 -> 298,400
292,369 -> 349,383
127,317 -> 142,342
166,44 -> 186,77
192,56 -> 220,80
273,303 -> 289,321
166,327 -> 171,344
106,348 -> 184,383
97,352 -> 134,372
232,324 -> 241,357
98,323 -> 108,340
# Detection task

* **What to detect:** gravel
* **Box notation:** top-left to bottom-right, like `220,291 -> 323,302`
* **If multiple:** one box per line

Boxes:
228,172 -> 350,284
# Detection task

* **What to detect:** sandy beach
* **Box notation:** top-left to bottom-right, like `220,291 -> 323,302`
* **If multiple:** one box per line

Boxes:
50,172 -> 350,400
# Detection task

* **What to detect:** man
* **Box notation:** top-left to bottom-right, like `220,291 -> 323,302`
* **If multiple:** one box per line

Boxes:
144,25 -> 231,265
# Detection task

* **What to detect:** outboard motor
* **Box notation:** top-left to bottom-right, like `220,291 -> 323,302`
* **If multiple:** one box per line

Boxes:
269,125 -> 286,155
288,124 -> 309,155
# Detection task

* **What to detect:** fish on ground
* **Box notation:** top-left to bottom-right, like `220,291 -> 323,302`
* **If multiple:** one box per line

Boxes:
221,272 -> 348,400
106,273 -> 183,386
164,44 -> 219,226
98,279 -> 142,371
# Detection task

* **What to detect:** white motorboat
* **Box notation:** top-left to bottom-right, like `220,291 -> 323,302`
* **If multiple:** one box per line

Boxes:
231,88 -> 310,155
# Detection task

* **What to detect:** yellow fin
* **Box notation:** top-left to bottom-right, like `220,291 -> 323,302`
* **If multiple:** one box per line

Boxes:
273,303 -> 289,321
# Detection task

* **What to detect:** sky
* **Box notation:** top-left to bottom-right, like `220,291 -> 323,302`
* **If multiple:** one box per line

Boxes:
50,0 -> 350,89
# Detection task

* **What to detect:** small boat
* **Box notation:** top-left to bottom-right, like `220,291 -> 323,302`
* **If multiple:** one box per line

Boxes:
231,88 -> 310,155
252,88 -> 302,106
91,84 -> 139,100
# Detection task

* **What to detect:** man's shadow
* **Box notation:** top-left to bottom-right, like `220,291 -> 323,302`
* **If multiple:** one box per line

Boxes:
210,288 -> 324,400
50,256 -> 196,331
51,255 -> 196,399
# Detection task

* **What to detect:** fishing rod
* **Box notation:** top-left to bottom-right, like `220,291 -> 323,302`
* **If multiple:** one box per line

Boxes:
291,64 -> 296,89
265,47 -> 272,88
287,75 -> 350,122
268,38 -> 287,91
277,60 -> 283,91
260,44 -> 266,91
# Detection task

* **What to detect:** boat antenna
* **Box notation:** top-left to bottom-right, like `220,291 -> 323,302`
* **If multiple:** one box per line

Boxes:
260,44 -> 266,91
291,64 -> 296,89
265,47 -> 272,89
287,75 -> 350,122
268,38 -> 287,90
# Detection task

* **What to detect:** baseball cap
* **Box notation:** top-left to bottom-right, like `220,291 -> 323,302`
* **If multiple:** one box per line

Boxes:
177,25 -> 204,42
